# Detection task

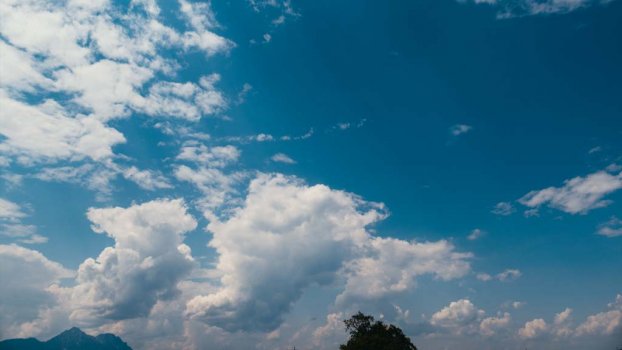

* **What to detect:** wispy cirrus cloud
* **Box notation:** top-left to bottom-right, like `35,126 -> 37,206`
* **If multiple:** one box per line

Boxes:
458,0 -> 617,18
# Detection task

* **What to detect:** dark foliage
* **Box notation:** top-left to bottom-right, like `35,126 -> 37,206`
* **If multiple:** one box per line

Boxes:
339,312 -> 417,350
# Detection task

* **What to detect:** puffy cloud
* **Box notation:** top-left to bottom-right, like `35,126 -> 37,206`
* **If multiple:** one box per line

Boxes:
271,153 -> 296,164
519,170 -> 622,215
0,95 -> 126,164
140,75 -> 227,121
186,174 -> 473,332
518,318 -> 549,339
430,299 -> 485,334
0,0 -> 232,171
70,199 -> 197,325
186,174 -> 384,331
0,244 -> 72,337
576,294 -> 622,336
339,238 -> 472,302
597,216 -> 622,238
479,312 -> 511,336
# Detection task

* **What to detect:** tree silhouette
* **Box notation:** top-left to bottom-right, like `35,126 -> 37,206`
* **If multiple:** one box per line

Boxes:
339,312 -> 417,350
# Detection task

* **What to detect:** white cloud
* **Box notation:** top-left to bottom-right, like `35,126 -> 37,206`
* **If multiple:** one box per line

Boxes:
122,166 -> 173,191
467,228 -> 485,240
271,153 -> 296,164
178,0 -> 234,55
177,143 -> 240,168
553,308 -> 574,337
519,170 -> 622,214
479,312 -> 511,336
476,273 -> 492,281
576,294 -> 622,336
312,312 -> 345,347
339,238 -> 472,302
0,198 -> 27,221
597,216 -> 622,237
0,0 -> 232,171
174,165 -> 244,213
54,60 -> 153,121
512,301 -> 526,309
0,244 -> 72,335
496,269 -> 521,282
0,39 -> 52,93
186,174 -> 472,332
0,94 -> 126,165
491,201 -> 515,216
70,199 -> 197,325
477,269 -> 521,282
185,174 -> 385,331
450,124 -> 472,136
430,299 -> 485,335
0,198 -> 47,244
518,318 -> 549,339
141,75 -> 227,121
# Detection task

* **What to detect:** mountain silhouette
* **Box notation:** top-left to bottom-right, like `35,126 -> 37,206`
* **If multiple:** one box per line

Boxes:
0,327 -> 132,350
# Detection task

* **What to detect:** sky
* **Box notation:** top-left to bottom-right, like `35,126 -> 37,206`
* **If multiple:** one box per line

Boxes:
0,0 -> 621,349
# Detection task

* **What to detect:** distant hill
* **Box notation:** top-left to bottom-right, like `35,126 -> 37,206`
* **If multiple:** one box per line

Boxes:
0,327 -> 132,350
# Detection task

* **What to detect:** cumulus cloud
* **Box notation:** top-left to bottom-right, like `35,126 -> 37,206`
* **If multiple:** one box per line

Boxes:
185,174 -> 384,331
479,312 -> 511,336
519,170 -> 622,214
186,174 -> 472,332
430,299 -> 485,335
518,318 -> 549,339
576,294 -> 622,336
0,244 -> 72,337
70,199 -> 197,325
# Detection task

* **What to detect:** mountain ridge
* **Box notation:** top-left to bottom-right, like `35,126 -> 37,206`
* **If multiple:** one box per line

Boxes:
0,327 -> 132,350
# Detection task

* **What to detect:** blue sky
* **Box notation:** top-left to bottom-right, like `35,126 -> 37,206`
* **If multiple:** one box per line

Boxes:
0,0 -> 621,349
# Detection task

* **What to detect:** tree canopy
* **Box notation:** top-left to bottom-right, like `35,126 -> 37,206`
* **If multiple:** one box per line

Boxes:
339,312 -> 417,350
